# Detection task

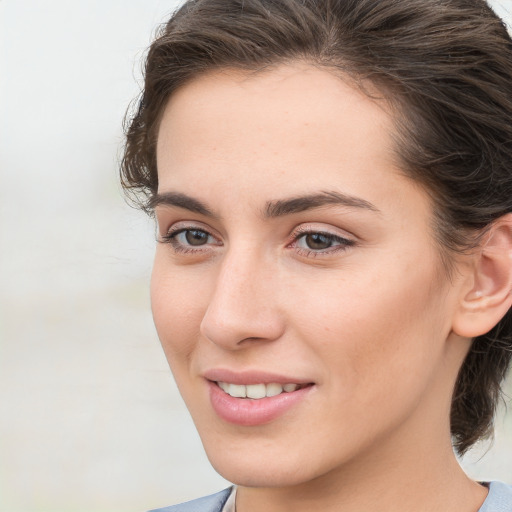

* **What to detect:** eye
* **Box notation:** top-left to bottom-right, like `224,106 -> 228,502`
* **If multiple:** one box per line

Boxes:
176,229 -> 211,246
298,232 -> 337,250
291,228 -> 355,256
160,226 -> 221,253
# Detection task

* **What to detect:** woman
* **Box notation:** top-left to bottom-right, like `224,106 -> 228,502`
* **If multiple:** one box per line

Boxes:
121,0 -> 512,510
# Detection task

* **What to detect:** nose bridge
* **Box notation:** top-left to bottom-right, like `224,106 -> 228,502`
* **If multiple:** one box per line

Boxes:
200,244 -> 283,347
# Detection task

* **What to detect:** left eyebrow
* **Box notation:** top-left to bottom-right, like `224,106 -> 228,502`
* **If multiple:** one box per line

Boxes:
264,191 -> 380,218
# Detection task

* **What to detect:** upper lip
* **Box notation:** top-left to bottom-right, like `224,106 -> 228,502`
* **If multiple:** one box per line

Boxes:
202,368 -> 314,386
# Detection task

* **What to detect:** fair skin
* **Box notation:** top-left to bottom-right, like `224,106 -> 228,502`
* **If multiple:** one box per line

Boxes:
150,63 -> 505,512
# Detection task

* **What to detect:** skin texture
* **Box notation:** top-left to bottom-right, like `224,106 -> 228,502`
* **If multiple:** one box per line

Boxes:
151,64 -> 489,512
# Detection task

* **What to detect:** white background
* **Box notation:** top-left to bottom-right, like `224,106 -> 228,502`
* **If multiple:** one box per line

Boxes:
1,1 -> 511,511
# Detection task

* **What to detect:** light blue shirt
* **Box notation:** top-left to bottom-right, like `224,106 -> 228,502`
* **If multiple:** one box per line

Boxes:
149,481 -> 512,512
479,481 -> 512,512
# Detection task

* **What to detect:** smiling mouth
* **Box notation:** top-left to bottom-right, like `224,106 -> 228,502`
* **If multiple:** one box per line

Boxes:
216,381 -> 312,399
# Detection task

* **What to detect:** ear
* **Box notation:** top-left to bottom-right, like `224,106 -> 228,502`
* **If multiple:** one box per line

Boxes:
452,214 -> 512,338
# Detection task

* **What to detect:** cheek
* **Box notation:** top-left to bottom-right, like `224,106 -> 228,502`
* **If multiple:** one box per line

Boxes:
284,258 -> 449,404
150,254 -> 209,368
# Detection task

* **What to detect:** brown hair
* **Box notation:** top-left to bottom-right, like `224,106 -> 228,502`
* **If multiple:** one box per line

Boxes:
121,0 -> 512,455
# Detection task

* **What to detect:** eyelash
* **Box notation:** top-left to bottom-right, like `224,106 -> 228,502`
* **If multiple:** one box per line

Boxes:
159,225 -> 355,257
290,226 -> 355,257
160,226 -> 220,254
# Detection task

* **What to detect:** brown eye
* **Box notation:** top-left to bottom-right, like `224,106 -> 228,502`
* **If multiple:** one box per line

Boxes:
164,228 -> 216,249
184,229 -> 210,246
304,233 -> 333,250
293,230 -> 354,255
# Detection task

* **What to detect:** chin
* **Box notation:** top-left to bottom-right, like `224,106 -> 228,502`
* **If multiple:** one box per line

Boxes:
208,454 -> 314,488
201,432 -> 347,489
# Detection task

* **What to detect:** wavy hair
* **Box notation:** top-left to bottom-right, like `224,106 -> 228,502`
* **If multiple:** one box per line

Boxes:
121,0 -> 512,455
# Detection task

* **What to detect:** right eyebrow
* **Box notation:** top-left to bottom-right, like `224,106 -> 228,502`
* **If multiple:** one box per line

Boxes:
149,192 -> 216,217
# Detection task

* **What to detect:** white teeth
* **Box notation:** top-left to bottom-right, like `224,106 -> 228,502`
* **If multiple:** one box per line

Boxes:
266,383 -> 283,397
228,384 -> 246,398
217,381 -> 303,399
246,383 -> 266,399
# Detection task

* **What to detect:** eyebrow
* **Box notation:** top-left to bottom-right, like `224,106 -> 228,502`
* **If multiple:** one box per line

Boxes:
264,191 -> 380,217
150,190 -> 380,218
149,192 -> 215,217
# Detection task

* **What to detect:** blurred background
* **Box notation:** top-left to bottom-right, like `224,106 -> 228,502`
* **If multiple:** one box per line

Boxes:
0,1 -> 511,511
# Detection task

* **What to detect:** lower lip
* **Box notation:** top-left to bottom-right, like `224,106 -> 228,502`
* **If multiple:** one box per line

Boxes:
208,381 -> 313,426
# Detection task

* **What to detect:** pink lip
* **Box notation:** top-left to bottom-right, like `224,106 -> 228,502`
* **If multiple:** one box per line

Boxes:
203,369 -> 315,426
203,368 -> 312,386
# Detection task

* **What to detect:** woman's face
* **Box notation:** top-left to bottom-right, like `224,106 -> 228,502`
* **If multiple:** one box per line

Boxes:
152,64 -> 469,487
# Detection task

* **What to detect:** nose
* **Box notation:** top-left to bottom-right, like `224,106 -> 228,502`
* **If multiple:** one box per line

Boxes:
200,249 -> 285,349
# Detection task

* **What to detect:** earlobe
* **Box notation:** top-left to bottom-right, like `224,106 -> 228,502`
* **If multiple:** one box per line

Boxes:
452,214 -> 512,338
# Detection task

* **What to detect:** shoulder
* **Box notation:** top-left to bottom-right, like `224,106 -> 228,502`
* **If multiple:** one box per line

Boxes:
479,481 -> 512,512
148,487 -> 233,512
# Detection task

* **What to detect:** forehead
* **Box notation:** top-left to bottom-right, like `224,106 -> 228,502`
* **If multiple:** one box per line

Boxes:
156,63 -> 422,216
157,64 -> 394,157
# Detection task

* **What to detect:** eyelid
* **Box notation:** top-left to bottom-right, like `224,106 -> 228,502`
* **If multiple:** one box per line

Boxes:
159,220 -> 219,238
158,221 -> 223,248
287,223 -> 356,256
289,223 -> 356,243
